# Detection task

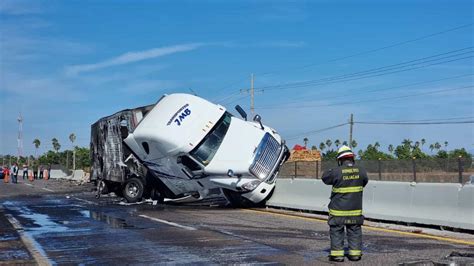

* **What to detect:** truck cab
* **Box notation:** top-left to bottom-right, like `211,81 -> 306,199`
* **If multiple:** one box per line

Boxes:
123,93 -> 289,205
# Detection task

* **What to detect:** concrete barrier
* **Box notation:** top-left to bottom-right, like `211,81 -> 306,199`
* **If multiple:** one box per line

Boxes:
267,179 -> 330,212
71,170 -> 85,181
267,179 -> 474,230
48,169 -> 69,179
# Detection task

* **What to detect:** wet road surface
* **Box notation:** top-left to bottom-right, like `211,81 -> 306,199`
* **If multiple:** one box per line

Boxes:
1,180 -> 473,265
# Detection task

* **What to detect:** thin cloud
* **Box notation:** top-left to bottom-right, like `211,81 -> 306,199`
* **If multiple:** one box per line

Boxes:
0,0 -> 44,15
65,43 -> 205,76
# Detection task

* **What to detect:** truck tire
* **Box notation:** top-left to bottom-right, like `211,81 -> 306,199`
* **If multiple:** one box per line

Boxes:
123,177 -> 144,203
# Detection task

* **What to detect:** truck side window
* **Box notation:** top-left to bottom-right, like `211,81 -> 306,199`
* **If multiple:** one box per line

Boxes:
180,156 -> 201,171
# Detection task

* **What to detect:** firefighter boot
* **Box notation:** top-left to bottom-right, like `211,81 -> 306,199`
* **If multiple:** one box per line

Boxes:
329,256 -> 345,262
348,255 -> 361,261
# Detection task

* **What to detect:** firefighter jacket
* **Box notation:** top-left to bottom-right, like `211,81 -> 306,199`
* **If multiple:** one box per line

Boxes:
322,161 -> 368,219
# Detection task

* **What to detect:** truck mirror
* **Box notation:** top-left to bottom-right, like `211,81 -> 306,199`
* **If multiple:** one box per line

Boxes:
253,114 -> 261,122
234,105 -> 247,121
227,169 -> 234,177
253,114 -> 264,130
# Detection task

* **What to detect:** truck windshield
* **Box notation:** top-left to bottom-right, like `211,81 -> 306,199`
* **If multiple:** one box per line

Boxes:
190,112 -> 232,166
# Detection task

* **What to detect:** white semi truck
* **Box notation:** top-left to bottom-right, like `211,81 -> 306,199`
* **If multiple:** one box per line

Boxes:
90,93 -> 289,206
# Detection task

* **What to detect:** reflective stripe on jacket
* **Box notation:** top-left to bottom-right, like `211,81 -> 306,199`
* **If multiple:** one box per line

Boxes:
322,161 -> 369,217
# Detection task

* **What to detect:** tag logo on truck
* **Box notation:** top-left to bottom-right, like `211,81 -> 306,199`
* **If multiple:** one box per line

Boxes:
167,104 -> 191,126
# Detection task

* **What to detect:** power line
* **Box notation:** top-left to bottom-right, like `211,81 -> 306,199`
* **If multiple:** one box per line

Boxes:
257,85 -> 473,110
221,94 -> 250,106
215,23 -> 473,99
356,121 -> 474,125
285,116 -> 474,142
259,23 -> 474,77
286,123 -> 348,140
214,91 -> 243,104
362,116 -> 474,123
256,47 -> 474,91
263,73 -> 474,106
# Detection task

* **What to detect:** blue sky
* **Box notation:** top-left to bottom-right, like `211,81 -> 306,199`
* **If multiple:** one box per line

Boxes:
1,0 -> 473,156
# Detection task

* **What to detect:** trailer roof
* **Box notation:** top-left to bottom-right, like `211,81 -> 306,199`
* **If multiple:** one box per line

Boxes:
91,104 -> 155,127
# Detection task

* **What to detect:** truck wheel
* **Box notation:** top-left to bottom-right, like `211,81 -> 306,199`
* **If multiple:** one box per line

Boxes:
123,177 -> 144,203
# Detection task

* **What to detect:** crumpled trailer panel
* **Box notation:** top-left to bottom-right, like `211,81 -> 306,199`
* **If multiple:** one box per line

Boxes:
90,105 -> 154,183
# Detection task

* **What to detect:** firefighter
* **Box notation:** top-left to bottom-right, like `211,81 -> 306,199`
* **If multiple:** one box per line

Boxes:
322,145 -> 368,262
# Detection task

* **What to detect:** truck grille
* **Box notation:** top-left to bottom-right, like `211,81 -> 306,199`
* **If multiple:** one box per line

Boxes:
250,133 -> 281,182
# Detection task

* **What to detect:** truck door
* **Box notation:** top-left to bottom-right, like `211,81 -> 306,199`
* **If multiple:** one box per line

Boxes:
177,155 -> 206,179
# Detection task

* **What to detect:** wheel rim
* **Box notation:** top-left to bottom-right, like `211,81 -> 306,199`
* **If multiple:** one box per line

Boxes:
127,182 -> 139,198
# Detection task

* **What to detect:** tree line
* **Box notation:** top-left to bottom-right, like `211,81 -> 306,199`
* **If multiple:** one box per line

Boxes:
1,134 -> 91,170
303,138 -> 472,161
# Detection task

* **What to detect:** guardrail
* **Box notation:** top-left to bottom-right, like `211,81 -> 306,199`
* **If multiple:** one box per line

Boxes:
267,179 -> 474,230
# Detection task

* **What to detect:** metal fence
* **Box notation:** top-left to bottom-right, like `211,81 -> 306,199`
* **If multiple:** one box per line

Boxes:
279,157 -> 474,183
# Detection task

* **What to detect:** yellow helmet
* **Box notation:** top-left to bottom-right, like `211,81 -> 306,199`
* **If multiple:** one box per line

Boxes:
337,145 -> 354,160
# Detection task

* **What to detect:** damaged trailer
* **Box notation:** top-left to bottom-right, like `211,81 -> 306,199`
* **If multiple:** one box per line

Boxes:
90,93 -> 289,206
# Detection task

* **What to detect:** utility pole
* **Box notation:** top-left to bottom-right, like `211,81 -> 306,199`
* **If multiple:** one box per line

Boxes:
240,73 -> 264,118
17,113 -> 23,163
349,113 -> 354,148
250,74 -> 254,117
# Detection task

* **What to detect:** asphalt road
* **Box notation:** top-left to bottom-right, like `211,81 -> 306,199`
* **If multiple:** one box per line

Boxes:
0,179 -> 473,265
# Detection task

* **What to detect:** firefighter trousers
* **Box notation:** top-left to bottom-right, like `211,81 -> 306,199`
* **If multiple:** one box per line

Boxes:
329,223 -> 362,257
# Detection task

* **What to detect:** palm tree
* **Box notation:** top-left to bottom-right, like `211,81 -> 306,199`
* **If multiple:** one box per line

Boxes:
434,142 -> 441,152
342,140 -> 348,146
319,142 -> 326,151
429,144 -> 435,153
421,138 -> 426,148
414,141 -> 420,148
303,137 -> 308,148
33,139 -> 41,158
444,141 -> 448,150
334,139 -> 341,148
374,142 -> 380,150
351,140 -> 358,149
388,144 -> 394,154
52,138 -> 61,153
402,139 -> 412,147
325,139 -> 332,149
69,133 -> 76,170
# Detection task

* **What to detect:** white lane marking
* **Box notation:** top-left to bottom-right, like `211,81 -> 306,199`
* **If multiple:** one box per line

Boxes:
22,183 -> 54,192
72,197 -> 99,206
138,214 -> 197,231
5,213 -> 53,266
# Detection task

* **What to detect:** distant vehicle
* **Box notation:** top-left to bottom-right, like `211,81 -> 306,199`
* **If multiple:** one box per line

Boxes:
91,93 -> 289,206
